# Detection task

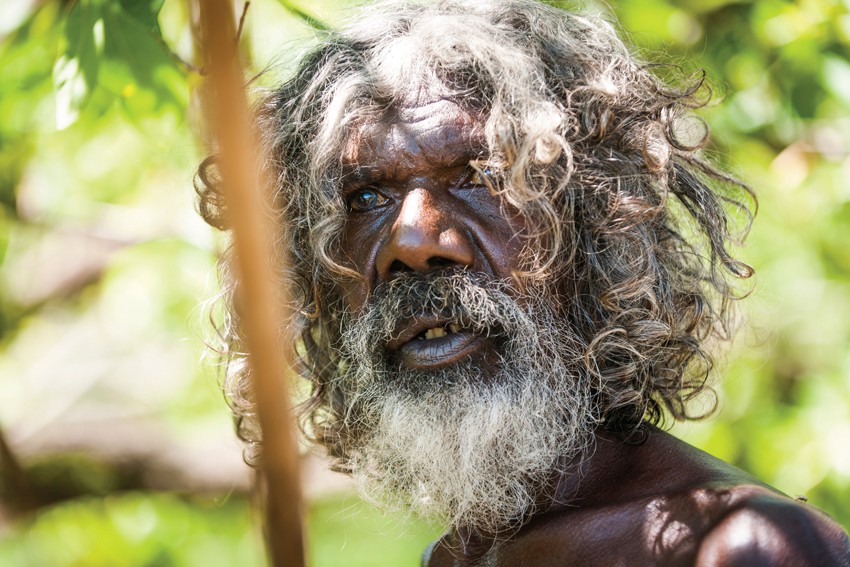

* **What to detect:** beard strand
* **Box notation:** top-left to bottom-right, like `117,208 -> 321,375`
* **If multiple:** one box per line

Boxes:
335,272 -> 597,533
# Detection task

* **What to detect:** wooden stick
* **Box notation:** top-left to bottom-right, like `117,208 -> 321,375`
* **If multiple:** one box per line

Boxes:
197,2 -> 306,566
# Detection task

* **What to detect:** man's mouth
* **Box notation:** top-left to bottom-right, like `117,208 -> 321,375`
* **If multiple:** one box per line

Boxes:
388,319 -> 485,369
418,322 -> 462,340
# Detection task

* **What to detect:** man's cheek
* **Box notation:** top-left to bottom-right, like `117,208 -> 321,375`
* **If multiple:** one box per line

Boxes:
334,279 -> 371,316
335,223 -> 384,312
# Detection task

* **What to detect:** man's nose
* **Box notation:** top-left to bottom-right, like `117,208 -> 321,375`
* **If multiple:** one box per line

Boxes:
376,187 -> 474,280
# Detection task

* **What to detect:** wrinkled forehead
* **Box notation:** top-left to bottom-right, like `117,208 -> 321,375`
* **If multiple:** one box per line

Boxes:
341,97 -> 487,174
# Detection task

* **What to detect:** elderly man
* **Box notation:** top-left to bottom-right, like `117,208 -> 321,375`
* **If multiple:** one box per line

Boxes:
197,0 -> 850,564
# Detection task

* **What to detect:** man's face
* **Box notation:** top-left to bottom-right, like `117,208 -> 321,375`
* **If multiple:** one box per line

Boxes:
326,94 -> 595,532
338,97 -> 526,366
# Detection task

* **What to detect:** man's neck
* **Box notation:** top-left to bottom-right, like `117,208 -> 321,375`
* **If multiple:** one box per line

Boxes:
436,426 -> 655,562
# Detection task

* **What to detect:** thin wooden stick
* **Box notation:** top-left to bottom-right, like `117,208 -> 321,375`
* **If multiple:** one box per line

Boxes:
197,2 -> 305,566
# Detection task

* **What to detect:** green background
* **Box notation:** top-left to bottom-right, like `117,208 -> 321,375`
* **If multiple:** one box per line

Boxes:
0,0 -> 848,565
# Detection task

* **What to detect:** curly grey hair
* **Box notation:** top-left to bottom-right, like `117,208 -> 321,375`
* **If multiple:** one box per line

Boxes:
196,0 -> 754,465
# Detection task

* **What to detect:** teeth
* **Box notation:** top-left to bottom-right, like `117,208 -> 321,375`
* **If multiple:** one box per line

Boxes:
424,327 -> 447,340
418,323 -> 463,340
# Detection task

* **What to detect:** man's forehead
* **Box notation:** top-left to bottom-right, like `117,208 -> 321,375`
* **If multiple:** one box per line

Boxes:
341,98 -> 486,176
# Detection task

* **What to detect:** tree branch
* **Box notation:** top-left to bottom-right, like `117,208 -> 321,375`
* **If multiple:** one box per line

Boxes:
197,1 -> 305,566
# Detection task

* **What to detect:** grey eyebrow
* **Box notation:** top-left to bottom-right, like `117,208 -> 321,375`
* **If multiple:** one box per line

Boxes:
340,165 -> 381,186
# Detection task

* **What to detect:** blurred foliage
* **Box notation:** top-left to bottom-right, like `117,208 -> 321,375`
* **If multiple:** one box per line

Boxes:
0,0 -> 848,565
592,0 -> 850,529
0,493 -> 264,566
0,492 -> 438,566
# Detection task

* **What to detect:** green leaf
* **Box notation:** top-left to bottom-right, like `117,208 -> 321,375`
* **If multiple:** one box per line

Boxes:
276,0 -> 331,31
117,0 -> 165,34
52,0 -> 185,129
99,4 -> 187,121
53,1 -> 104,129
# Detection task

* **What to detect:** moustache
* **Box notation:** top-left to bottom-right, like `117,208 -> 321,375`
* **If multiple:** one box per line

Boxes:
340,271 -> 528,355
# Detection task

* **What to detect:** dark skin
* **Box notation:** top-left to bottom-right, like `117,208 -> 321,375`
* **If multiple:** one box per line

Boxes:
339,96 -> 524,371
337,94 -> 850,566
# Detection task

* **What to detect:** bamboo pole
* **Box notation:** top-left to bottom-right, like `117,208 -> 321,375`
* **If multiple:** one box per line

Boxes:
197,2 -> 306,566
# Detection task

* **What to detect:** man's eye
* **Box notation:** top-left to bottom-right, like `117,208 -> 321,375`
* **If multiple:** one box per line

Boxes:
348,188 -> 388,212
468,163 -> 496,188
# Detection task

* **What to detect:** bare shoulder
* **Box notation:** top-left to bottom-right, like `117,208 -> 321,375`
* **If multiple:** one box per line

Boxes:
629,431 -> 850,566
695,488 -> 850,566
648,432 -> 850,565
489,484 -> 849,566
423,429 -> 850,566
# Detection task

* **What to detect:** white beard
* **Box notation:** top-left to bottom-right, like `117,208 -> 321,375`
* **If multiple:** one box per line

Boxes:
337,274 -> 596,533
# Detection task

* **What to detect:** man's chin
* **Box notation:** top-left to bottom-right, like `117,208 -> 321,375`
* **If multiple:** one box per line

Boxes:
345,362 -> 594,534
